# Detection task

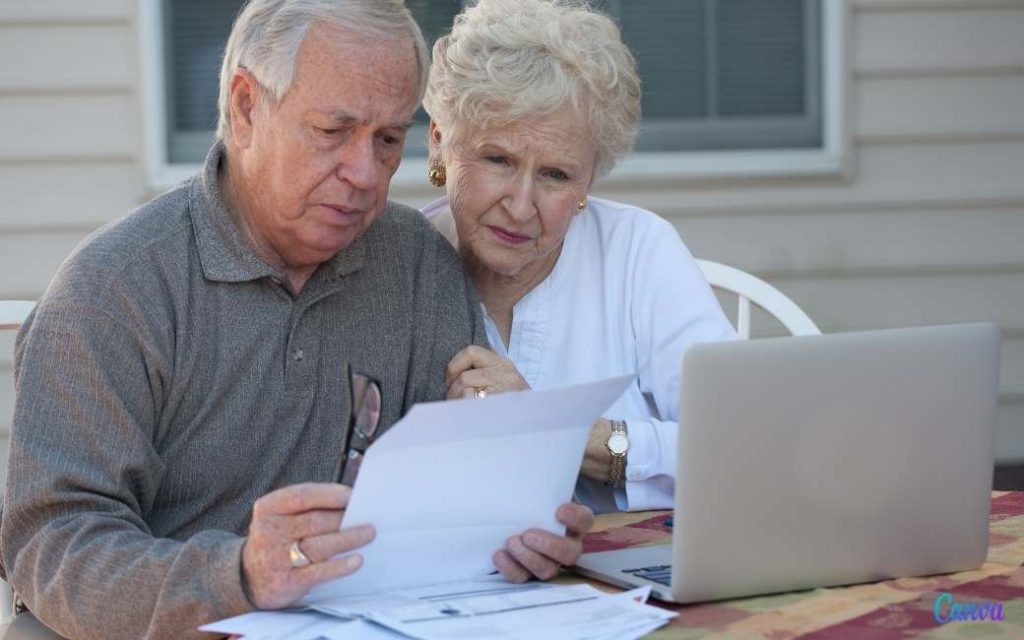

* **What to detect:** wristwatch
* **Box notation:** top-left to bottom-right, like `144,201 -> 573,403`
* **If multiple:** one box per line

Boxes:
605,419 -> 629,488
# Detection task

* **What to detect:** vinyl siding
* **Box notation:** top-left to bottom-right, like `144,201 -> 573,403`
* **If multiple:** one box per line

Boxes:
0,0 -> 143,460
1,0 -> 1023,470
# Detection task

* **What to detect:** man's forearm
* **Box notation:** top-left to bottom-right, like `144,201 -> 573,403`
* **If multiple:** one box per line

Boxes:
4,517 -> 251,640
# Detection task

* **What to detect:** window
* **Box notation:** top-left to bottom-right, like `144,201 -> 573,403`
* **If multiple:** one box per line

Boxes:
162,0 -> 241,164
141,0 -> 842,186
599,0 -> 824,153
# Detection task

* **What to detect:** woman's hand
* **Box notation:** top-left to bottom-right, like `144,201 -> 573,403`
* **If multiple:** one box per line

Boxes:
580,418 -> 614,481
446,345 -> 531,399
494,503 -> 594,582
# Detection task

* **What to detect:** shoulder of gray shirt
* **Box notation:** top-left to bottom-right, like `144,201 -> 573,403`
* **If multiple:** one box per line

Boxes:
37,178 -> 465,316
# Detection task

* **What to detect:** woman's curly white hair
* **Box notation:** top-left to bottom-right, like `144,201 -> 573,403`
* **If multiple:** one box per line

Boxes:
423,0 -> 641,179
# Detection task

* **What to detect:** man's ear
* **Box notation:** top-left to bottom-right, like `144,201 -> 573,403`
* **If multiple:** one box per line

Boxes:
229,69 -> 262,148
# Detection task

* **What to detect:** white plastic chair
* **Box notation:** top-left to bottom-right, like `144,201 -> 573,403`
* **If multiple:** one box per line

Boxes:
1,301 -> 33,624
695,259 -> 820,339
0,301 -> 35,331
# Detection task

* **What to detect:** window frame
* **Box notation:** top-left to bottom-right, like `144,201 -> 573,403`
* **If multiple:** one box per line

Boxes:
139,0 -> 848,191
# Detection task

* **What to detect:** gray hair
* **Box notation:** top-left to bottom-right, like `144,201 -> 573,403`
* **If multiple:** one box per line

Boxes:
217,0 -> 429,141
423,0 -> 641,179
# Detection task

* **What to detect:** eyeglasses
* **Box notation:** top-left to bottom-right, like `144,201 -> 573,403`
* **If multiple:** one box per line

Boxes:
337,369 -> 382,487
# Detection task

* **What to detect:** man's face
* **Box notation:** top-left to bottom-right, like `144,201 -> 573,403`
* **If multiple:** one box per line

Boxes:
235,23 -> 420,270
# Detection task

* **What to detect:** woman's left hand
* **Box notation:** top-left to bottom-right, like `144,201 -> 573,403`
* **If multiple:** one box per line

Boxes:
446,345 -> 531,399
494,503 -> 594,582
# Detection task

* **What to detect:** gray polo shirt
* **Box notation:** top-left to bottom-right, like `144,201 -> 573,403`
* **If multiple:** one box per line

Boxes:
0,143 -> 486,640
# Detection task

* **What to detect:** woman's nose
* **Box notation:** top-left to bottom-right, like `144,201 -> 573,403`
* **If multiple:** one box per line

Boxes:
503,175 -> 537,221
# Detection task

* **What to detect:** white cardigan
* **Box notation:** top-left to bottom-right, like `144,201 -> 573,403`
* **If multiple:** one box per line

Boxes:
423,196 -> 736,512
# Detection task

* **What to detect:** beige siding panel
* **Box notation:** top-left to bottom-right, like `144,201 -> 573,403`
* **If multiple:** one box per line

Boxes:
0,0 -> 129,22
1003,336 -> 1024,388
0,334 -> 11,361
768,272 -> 1024,335
0,231 -> 91,297
675,207 -> 1024,275
856,76 -> 1024,140
0,94 -> 137,159
0,162 -> 144,230
855,10 -> 1024,73
995,402 -> 1024,463
0,25 -> 132,91
857,1 -> 1024,9
0,334 -> 12,368
0,368 -> 12,436
595,141 -> 1024,214
0,433 -> 8,501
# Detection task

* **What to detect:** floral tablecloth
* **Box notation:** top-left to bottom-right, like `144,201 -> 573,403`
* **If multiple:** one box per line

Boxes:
576,491 -> 1024,638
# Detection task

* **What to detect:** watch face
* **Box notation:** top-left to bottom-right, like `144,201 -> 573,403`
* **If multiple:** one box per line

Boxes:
608,433 -> 629,455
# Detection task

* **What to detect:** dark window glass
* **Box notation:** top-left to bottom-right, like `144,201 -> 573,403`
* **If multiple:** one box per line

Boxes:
160,0 -> 820,164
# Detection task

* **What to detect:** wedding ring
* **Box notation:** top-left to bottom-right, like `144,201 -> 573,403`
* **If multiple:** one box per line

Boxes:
473,387 -> 488,399
288,539 -> 312,569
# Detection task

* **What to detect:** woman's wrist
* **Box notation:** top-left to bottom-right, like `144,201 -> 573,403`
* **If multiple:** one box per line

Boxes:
580,418 -> 614,480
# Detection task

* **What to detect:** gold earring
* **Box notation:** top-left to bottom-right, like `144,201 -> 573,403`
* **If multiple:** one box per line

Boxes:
577,196 -> 588,211
427,164 -> 446,188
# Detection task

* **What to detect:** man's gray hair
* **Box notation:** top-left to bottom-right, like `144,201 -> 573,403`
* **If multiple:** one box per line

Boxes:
217,0 -> 429,141
423,0 -> 641,179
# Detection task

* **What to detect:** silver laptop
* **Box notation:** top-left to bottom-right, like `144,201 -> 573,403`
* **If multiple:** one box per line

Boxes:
574,323 -> 1001,603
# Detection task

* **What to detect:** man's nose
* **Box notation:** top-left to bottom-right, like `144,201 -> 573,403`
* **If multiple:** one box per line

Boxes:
336,135 -> 381,191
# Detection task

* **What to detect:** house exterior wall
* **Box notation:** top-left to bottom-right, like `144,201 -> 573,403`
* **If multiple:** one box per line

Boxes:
1,0 -> 1022,477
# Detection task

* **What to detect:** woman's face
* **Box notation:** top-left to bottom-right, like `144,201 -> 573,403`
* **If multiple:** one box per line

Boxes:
439,109 -> 596,282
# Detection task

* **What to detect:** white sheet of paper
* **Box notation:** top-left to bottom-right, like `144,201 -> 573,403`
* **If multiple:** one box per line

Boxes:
198,610 -> 336,638
300,375 -> 633,604
199,610 -> 406,639
309,575 -> 538,619
368,584 -> 675,640
203,579 -> 673,640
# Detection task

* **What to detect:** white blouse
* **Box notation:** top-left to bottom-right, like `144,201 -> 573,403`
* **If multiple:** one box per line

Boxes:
422,196 -> 736,512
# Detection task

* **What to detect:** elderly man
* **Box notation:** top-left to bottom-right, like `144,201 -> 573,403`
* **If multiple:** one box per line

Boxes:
0,1 -> 592,638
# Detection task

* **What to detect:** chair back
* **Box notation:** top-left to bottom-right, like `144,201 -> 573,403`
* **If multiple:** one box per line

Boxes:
0,301 -> 35,332
695,259 -> 820,339
0,300 -> 34,622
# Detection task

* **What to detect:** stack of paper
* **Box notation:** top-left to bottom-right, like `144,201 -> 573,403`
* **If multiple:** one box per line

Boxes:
201,577 -> 675,639
203,378 -> 671,639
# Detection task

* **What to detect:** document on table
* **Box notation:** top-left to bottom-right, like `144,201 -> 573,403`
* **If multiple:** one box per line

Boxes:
202,577 -> 675,640
298,375 -> 634,604
362,581 -> 675,640
199,610 -> 406,639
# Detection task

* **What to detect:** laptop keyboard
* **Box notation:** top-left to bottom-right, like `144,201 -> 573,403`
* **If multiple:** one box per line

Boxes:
623,564 -> 672,586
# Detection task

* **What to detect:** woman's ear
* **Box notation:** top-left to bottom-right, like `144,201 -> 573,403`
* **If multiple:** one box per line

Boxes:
428,120 -> 443,162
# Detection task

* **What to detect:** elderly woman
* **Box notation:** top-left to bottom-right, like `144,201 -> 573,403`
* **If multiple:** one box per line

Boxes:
422,0 -> 736,514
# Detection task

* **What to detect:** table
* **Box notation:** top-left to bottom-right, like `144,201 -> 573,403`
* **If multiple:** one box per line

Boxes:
570,491 -> 1024,638
4,493 -> 1022,639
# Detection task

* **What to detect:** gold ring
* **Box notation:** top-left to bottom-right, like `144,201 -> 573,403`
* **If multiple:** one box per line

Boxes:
288,539 -> 311,569
473,388 -> 488,399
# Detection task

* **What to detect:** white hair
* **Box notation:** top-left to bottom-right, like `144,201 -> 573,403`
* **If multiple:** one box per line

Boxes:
423,0 -> 641,178
217,0 -> 429,140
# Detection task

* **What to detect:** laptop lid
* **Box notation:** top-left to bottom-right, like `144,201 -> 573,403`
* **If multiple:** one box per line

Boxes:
669,323 -> 1000,603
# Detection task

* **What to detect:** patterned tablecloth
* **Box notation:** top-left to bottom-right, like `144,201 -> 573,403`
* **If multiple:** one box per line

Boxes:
574,491 -> 1024,639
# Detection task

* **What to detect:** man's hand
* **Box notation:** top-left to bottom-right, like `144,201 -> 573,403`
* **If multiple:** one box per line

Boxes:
241,483 -> 375,609
493,503 -> 594,582
446,345 -> 530,399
